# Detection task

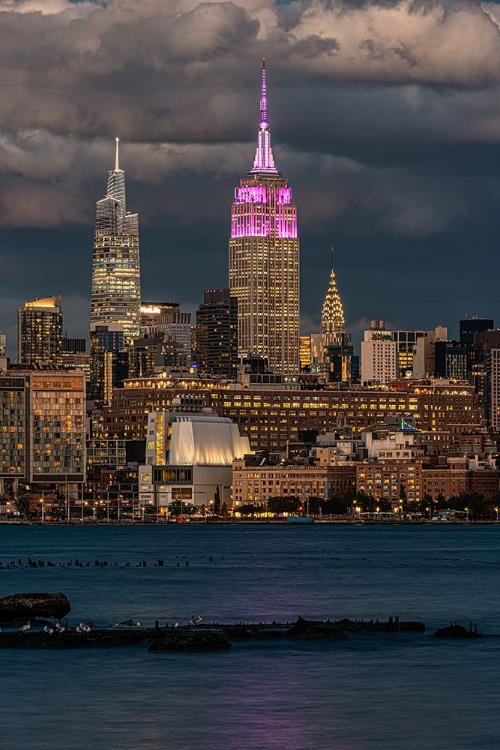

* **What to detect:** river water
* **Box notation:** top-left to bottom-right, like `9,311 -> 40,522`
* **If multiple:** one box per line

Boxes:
1,523 -> 499,750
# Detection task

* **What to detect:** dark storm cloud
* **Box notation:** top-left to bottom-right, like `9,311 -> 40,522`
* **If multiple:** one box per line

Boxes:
0,0 -> 500,352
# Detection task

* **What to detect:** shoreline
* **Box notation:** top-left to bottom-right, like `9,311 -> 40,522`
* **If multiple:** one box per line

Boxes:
0,518 -> 498,526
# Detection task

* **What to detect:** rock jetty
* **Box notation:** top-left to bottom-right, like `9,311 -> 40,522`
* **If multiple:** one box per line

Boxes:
149,632 -> 232,652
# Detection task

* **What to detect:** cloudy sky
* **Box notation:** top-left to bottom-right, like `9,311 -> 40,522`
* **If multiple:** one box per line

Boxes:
1,0 -> 500,356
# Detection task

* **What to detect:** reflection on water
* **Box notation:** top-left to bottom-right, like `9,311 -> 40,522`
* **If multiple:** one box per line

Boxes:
1,525 -> 500,749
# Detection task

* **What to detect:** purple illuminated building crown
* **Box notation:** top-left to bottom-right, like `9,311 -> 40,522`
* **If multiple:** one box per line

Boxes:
230,60 -> 297,240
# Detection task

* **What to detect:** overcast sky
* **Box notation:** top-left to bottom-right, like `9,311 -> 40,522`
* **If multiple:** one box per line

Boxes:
1,0 -> 500,356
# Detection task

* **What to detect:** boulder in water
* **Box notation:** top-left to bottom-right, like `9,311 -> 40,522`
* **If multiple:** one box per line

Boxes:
433,623 -> 481,639
0,593 -> 71,621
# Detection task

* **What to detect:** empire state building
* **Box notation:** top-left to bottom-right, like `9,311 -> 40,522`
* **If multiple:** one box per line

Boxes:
229,61 -> 300,373
90,138 -> 141,342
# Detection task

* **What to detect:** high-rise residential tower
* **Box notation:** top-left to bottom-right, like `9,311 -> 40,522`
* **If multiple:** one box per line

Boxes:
91,138 -> 141,343
18,296 -> 63,367
229,61 -> 300,374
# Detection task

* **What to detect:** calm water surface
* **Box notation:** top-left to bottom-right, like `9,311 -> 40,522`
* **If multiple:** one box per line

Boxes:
1,524 -> 499,750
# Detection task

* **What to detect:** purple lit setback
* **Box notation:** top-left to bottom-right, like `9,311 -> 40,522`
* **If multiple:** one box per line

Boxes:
235,186 -> 267,204
231,186 -> 297,238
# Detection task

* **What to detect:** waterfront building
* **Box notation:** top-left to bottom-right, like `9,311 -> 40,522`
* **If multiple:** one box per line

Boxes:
91,138 -> 141,343
229,61 -> 300,374
0,370 -> 86,494
18,296 -> 63,367
196,289 -> 238,378
232,458 -> 355,507
139,409 -> 250,509
104,377 -> 485,454
356,462 -> 424,504
360,320 -> 397,385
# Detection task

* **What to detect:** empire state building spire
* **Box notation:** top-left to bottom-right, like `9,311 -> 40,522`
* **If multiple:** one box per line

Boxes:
250,59 -> 278,174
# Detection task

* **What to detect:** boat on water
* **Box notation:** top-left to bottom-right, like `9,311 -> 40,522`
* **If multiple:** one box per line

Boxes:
286,516 -> 315,524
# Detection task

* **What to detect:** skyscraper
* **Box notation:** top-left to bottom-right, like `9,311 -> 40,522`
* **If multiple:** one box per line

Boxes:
321,250 -> 345,348
319,251 -> 352,382
229,61 -> 300,374
91,138 -> 141,343
196,289 -> 238,377
18,296 -> 63,367
89,324 -> 128,404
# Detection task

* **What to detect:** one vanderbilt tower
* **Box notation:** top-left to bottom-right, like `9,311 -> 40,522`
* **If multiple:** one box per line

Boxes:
91,138 -> 141,342
229,61 -> 300,373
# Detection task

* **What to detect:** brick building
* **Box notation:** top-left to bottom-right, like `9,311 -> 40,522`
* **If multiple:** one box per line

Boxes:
104,378 -> 485,454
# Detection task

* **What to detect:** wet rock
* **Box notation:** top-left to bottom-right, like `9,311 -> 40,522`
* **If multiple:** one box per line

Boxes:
149,632 -> 232,652
222,624 -> 287,641
334,617 -> 425,634
288,617 -> 348,640
433,623 -> 482,639
0,593 -> 71,622
0,629 -> 148,649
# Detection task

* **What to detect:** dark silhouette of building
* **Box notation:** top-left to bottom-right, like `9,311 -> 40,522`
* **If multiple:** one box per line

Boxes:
196,289 -> 238,377
434,340 -> 468,380
63,337 -> 86,353
460,317 -> 494,350
89,324 -> 128,404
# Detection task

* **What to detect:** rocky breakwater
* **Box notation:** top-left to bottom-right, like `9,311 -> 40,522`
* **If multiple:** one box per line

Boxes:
149,631 -> 232,652
0,592 -> 70,623
288,617 -> 348,640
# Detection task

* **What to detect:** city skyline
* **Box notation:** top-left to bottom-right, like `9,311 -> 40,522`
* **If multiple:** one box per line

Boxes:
1,2 -> 500,355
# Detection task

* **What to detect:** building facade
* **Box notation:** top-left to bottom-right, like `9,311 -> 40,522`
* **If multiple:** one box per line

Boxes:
18,297 -> 63,367
360,320 -> 397,385
232,459 -> 355,506
229,61 -> 300,374
196,289 -> 238,378
104,377 -> 485,453
89,324 -> 128,404
0,371 -> 86,491
139,410 -> 250,508
91,138 -> 141,343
